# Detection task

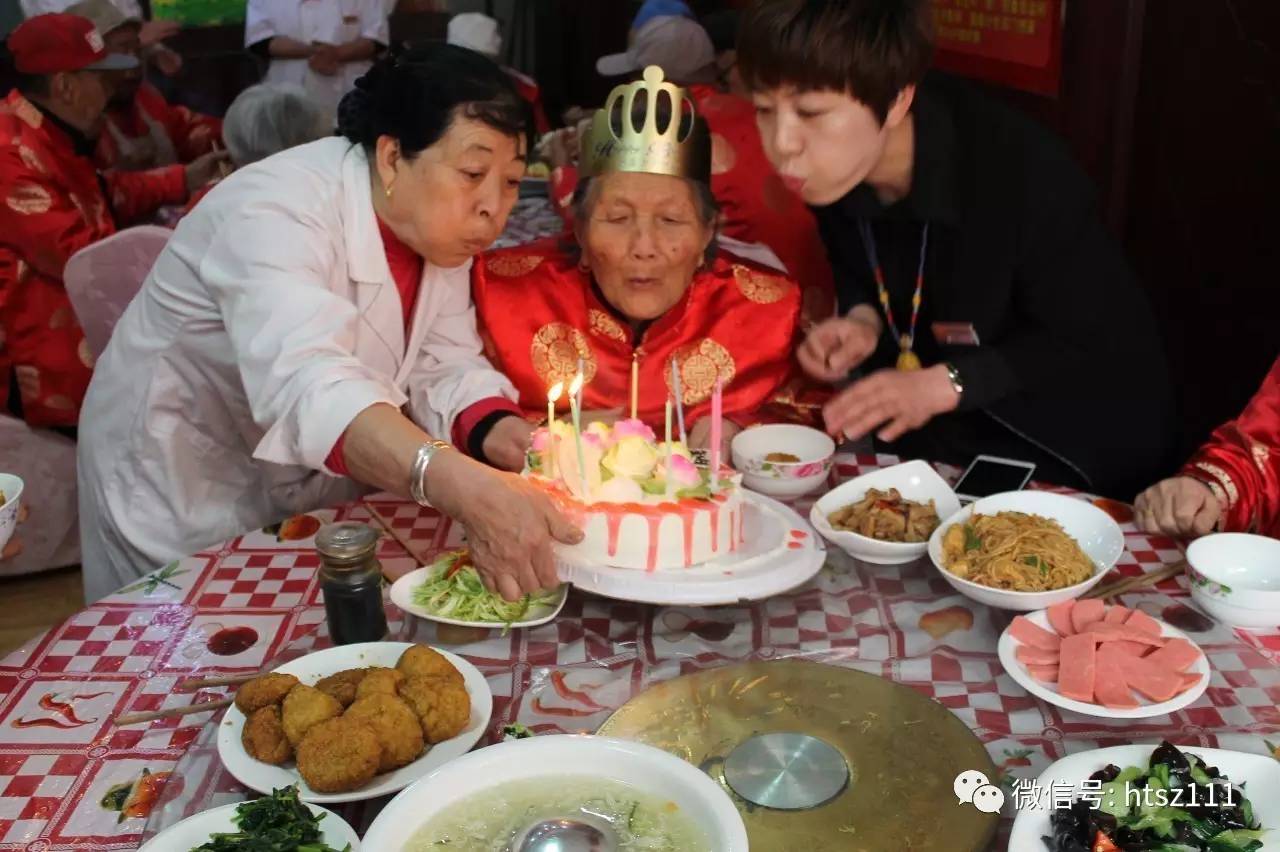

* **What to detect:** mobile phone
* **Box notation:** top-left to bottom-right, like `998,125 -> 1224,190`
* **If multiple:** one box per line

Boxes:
954,455 -> 1036,503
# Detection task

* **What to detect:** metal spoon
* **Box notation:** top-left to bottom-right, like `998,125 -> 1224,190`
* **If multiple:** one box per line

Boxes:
509,815 -> 620,852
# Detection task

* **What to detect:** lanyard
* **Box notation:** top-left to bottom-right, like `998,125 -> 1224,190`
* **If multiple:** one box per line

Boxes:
857,219 -> 930,371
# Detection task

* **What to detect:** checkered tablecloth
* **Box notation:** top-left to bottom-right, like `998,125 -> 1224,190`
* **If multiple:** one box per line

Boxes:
0,454 -> 1275,850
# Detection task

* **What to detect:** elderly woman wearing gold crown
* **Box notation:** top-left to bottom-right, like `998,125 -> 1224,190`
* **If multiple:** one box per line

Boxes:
473,67 -> 820,453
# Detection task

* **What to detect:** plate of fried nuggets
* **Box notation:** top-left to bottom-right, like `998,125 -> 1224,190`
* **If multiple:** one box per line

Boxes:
216,642 -> 492,803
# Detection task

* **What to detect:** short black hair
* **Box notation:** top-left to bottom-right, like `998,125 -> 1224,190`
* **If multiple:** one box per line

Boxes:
336,42 -> 528,158
737,0 -> 934,123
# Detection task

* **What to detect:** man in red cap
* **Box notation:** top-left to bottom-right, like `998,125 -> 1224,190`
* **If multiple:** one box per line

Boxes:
67,0 -> 222,172
0,14 -> 221,429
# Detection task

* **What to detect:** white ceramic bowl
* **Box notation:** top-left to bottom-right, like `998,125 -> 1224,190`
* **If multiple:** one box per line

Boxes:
361,734 -> 749,851
0,473 -> 24,552
139,800 -> 360,851
1187,533 -> 1280,630
810,460 -> 960,565
731,424 -> 835,499
927,491 -> 1122,611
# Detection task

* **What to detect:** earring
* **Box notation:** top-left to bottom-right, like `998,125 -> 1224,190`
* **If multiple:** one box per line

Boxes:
384,180 -> 395,199
577,258 -> 590,273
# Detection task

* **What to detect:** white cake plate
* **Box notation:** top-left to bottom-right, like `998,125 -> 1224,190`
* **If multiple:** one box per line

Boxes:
555,492 -> 826,606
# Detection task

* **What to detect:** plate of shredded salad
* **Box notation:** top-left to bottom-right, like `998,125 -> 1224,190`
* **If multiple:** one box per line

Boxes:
389,550 -> 567,632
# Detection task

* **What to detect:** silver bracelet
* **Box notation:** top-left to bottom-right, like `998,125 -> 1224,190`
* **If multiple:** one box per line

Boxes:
943,362 -> 965,400
409,440 -> 453,507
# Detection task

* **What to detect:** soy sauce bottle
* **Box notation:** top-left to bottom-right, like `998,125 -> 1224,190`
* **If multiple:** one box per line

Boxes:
315,522 -> 388,645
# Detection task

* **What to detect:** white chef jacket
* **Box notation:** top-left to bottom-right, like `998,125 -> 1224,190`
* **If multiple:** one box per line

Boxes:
21,0 -> 142,18
244,0 -> 388,122
77,137 -> 517,601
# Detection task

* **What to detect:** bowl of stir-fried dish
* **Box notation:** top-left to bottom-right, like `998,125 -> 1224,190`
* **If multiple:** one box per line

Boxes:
811,461 -> 960,565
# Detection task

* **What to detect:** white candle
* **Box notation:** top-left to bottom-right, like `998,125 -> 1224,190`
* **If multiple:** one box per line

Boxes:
546,381 -> 563,480
568,372 -> 588,501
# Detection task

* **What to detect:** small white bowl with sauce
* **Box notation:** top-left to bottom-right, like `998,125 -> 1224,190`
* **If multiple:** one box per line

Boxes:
1187,533 -> 1280,630
731,424 -> 835,499
0,473 -> 24,553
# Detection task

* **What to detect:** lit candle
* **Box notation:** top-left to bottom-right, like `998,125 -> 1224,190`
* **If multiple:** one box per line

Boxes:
710,378 -> 723,491
630,352 -> 639,420
546,381 -> 563,480
669,358 -> 686,445
664,396 -> 673,498
568,372 -> 588,501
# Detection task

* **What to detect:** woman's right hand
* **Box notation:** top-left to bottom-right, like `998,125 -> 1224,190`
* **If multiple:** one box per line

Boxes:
1134,476 -> 1222,538
798,314 -> 881,382
425,450 -> 583,601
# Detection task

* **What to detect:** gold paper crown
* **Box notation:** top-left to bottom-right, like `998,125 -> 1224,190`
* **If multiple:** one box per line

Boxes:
581,66 -> 711,182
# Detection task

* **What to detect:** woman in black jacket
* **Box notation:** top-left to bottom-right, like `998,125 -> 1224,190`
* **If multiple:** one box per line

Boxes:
736,0 -> 1173,497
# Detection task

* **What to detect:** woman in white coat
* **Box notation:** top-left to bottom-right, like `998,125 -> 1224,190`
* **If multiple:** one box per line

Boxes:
78,45 -> 581,602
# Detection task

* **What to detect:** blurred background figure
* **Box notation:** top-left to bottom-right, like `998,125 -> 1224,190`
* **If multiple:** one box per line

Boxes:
67,0 -> 221,172
182,81 -> 330,214
20,0 -> 184,77
447,12 -> 549,136
244,0 -> 388,122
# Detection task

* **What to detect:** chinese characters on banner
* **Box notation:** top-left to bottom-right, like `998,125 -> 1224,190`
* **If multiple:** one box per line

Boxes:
932,0 -> 1064,96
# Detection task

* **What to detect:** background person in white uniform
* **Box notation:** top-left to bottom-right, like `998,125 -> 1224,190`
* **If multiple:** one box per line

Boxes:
245,0 -> 387,121
77,45 -> 581,602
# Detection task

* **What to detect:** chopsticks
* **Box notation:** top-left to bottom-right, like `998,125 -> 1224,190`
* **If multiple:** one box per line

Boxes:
361,500 -> 430,566
1085,561 -> 1186,601
176,672 -> 260,691
114,697 -> 233,727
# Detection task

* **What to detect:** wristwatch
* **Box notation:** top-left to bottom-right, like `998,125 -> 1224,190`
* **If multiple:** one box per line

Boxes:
409,440 -> 453,507
943,362 -> 965,401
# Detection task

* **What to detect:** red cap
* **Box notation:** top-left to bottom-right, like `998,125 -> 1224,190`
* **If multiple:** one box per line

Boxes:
6,13 -> 139,75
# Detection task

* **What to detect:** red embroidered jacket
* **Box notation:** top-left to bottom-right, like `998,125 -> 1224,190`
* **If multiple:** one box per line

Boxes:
0,90 -> 188,427
472,238 -> 825,433
95,83 -> 222,171
1183,356 -> 1280,536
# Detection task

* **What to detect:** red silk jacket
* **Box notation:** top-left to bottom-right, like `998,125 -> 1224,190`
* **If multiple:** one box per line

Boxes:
472,238 -> 824,433
95,83 -> 222,171
1183,356 -> 1280,536
0,90 -> 187,427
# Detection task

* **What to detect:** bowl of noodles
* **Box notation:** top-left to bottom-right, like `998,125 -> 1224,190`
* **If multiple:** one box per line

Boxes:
927,491 -> 1123,611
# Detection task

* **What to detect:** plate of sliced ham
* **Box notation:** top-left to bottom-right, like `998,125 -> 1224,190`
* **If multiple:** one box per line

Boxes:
998,598 -> 1209,718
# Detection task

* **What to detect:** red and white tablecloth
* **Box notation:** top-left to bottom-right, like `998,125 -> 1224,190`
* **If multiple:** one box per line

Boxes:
0,453 -> 1275,851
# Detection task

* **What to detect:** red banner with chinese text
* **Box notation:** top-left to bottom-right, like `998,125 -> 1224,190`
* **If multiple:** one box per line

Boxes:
932,0 -> 1064,97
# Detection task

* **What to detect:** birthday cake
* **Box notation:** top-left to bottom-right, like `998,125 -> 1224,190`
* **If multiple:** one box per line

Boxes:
525,419 -> 743,572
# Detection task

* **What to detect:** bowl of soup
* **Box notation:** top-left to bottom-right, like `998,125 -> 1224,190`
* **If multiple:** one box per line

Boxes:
1187,533 -> 1280,630
361,734 -> 748,851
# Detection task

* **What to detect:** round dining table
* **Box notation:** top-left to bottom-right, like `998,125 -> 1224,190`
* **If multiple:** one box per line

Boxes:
0,451 -> 1275,850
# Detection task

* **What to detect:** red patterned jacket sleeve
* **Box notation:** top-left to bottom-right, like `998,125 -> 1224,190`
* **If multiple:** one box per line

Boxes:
138,85 -> 223,162
1181,357 -> 1280,537
0,146 -> 100,276
104,165 -> 188,226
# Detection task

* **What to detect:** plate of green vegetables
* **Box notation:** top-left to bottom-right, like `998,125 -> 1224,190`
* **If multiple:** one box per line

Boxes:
139,786 -> 360,851
389,550 -> 568,633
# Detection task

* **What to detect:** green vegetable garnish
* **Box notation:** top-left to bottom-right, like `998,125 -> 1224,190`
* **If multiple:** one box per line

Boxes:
411,552 -> 561,634
189,786 -> 348,852
964,525 -> 982,552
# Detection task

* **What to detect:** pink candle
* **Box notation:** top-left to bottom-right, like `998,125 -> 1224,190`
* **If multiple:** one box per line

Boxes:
710,378 -> 722,490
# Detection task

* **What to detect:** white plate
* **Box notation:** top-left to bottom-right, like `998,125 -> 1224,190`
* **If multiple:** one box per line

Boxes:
928,492 -> 1122,610
389,566 -> 568,629
556,492 -> 825,606
138,800 -> 360,851
810,460 -> 961,565
217,642 -> 493,803
998,608 -> 1209,719
1009,745 -> 1280,850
